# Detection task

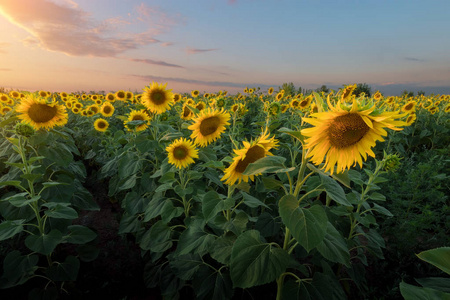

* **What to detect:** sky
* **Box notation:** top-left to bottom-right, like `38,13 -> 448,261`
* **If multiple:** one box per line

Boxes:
0,0 -> 450,95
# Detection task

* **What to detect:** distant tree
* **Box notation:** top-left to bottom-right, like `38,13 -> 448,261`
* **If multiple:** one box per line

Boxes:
417,90 -> 425,96
354,83 -> 372,97
279,82 -> 296,97
315,85 -> 329,94
401,90 -> 414,97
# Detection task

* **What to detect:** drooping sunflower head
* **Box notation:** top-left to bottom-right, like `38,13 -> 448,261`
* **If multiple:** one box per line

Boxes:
181,103 -> 194,120
166,138 -> 199,169
15,94 -> 68,130
188,108 -> 231,147
221,129 -> 278,186
301,98 -> 407,175
94,118 -> 109,132
341,84 -> 357,101
141,82 -> 174,114
125,109 -> 151,132
100,102 -> 115,117
405,113 -> 416,125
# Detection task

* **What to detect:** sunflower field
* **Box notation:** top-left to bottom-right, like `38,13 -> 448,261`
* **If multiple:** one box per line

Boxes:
0,84 -> 449,300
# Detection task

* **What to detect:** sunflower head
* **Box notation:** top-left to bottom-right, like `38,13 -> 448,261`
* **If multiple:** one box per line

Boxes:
9,91 -> 20,99
221,129 -> 278,185
125,109 -> 151,132
0,93 -> 9,103
141,82 -> 174,114
15,94 -> 68,130
188,108 -> 231,147
106,93 -> 116,102
94,118 -> 109,132
341,84 -> 357,101
100,102 -> 115,117
191,90 -> 200,98
301,99 -> 407,175
181,104 -> 194,120
401,100 -> 416,113
166,138 -> 199,169
115,90 -> 126,101
15,122 -> 35,137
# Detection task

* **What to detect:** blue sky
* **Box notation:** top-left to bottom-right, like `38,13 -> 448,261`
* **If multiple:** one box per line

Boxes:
0,0 -> 449,95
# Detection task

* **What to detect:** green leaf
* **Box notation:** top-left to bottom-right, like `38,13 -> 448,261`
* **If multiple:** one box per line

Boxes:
20,173 -> 42,182
255,212 -> 281,238
176,219 -> 215,256
242,156 -> 295,176
368,192 -> 386,201
169,254 -> 204,280
278,127 -> 304,143
140,220 -> 172,252
38,146 -> 73,167
64,225 -> 97,244
400,281 -> 450,300
0,180 -> 25,190
0,219 -> 25,241
25,229 -> 63,255
46,255 -> 80,281
193,266 -> 233,300
241,192 -> 270,209
0,250 -> 38,289
316,222 -> 350,267
118,152 -> 143,179
202,191 -> 229,223
417,247 -> 450,275
230,230 -> 290,288
76,245 -> 99,262
319,173 -> 351,207
279,195 -> 328,252
118,174 -> 137,191
372,203 -> 393,217
416,277 -> 450,293
210,234 -> 236,265
44,204 -> 78,220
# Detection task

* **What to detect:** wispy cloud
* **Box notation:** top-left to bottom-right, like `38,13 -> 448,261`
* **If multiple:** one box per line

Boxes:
186,47 -> 219,55
127,58 -> 184,68
131,74 -> 267,89
0,0 -> 172,57
404,57 -> 425,62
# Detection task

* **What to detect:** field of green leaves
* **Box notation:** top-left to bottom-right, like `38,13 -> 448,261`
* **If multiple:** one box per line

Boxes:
0,84 -> 449,299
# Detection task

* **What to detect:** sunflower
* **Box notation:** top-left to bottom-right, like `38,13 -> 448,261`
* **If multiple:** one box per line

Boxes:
405,113 -> 416,125
0,93 -> 8,103
188,108 -> 231,147
181,104 -> 194,120
401,100 -> 416,113
191,90 -> 200,98
9,91 -> 20,99
72,107 -> 80,114
166,138 -> 199,169
445,103 -> 450,113
115,90 -> 126,102
341,84 -> 356,101
195,101 -> 206,111
290,99 -> 300,109
275,92 -> 284,101
15,94 -> 68,130
1,106 -> 12,115
301,98 -> 407,175
105,93 -> 116,102
222,129 -> 278,185
373,91 -> 383,101
141,82 -> 174,114
173,93 -> 182,102
281,104 -> 290,113
231,104 -> 240,113
100,102 -> 115,117
125,91 -> 134,101
87,105 -> 100,115
38,90 -> 49,98
125,109 -> 151,132
94,118 -> 109,132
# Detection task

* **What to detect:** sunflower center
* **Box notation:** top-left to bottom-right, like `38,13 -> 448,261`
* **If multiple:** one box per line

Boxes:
28,103 -> 58,123
173,146 -> 188,160
150,91 -> 166,105
404,103 -> 414,111
327,113 -> 370,149
103,106 -> 112,114
97,121 -> 107,129
235,145 -> 266,173
132,115 -> 144,121
199,116 -> 220,136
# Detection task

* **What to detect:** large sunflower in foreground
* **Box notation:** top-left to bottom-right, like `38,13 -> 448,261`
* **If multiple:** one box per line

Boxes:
222,129 -> 278,185
188,108 -> 230,147
166,138 -> 199,169
301,97 -> 407,175
141,82 -> 174,114
16,94 -> 68,130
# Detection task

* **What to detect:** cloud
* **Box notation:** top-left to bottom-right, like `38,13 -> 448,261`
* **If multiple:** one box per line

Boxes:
128,58 -> 184,68
0,0 -> 169,57
404,57 -> 424,62
185,47 -> 219,55
131,74 -> 267,89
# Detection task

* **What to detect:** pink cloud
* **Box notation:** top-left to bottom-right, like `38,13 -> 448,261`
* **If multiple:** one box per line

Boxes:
128,58 -> 184,68
185,47 -> 219,55
0,0 -> 167,57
